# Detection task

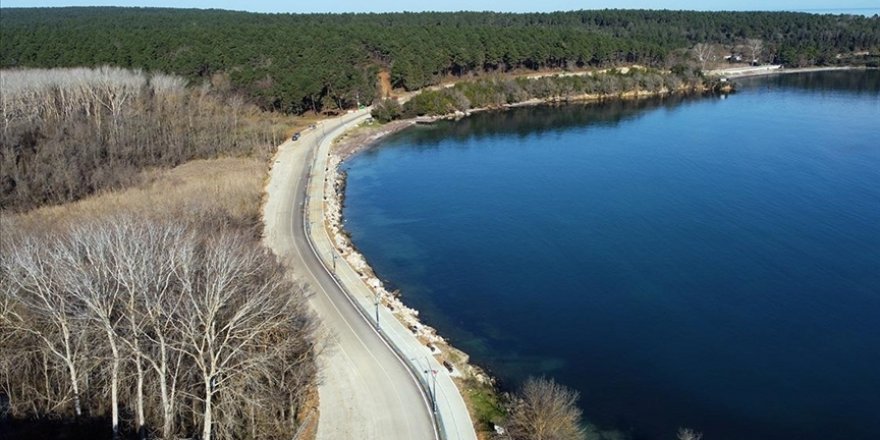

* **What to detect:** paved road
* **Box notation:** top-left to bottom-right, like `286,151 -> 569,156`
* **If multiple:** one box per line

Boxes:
305,115 -> 478,440
264,111 -> 440,440
707,64 -> 783,77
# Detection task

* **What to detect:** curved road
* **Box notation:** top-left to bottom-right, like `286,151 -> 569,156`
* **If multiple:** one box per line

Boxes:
264,111 -> 439,440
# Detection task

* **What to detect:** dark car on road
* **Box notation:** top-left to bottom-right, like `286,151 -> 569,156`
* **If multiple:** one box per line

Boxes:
291,132 -> 300,141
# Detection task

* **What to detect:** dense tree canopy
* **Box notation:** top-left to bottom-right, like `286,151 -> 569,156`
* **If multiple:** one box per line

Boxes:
2,8 -> 878,113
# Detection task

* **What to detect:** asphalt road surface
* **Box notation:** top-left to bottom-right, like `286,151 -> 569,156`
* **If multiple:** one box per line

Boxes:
264,111 -> 441,440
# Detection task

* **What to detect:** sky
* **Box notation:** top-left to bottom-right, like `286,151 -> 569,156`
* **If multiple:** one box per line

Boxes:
1,0 -> 879,13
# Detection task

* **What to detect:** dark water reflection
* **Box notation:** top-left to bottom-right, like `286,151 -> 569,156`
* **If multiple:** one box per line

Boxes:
383,94 -> 704,146
344,71 -> 880,440
737,69 -> 880,95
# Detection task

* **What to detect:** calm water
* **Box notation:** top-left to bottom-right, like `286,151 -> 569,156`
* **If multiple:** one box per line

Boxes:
797,8 -> 880,16
343,71 -> 880,440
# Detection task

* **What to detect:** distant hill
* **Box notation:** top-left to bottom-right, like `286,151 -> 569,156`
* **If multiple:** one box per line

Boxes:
2,7 -> 878,113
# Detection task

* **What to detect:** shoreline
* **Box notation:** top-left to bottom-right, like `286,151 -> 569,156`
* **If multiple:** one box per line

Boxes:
325,127 -> 487,378
317,66 -> 870,432
319,86 -> 711,430
292,110 -> 479,439
709,65 -> 873,79
336,87 -> 712,161
321,84 -> 727,424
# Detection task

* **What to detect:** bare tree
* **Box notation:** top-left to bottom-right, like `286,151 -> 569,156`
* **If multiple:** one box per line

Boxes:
172,232 -> 299,440
140,270 -> 188,439
108,219 -> 188,439
692,43 -> 715,71
58,226 -> 126,439
1,236 -> 87,418
677,427 -> 704,440
1,67 -> 279,212
507,377 -> 586,440
746,39 -> 764,65
2,214 -> 319,439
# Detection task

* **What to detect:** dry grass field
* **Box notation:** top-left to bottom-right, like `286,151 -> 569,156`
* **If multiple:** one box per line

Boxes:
6,157 -> 267,236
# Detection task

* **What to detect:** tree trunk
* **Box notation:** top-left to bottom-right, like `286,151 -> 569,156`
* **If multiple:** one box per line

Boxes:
202,377 -> 213,440
161,383 -> 173,439
135,353 -> 146,440
42,352 -> 51,412
64,357 -> 82,418
107,329 -> 120,440
159,337 -> 175,439
250,405 -> 256,439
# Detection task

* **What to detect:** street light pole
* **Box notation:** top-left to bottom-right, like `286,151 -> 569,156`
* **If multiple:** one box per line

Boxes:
375,295 -> 380,329
424,360 -> 437,413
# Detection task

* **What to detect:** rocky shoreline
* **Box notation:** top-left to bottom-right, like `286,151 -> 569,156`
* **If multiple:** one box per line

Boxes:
323,123 -> 494,386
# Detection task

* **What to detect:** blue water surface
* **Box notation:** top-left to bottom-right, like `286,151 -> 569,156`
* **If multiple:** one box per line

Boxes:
343,71 -> 880,440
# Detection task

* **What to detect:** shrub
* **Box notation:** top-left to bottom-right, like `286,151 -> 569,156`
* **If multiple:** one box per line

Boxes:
507,377 -> 586,440
371,98 -> 403,123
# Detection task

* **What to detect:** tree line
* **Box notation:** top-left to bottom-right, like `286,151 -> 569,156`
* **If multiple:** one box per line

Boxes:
0,66 -> 284,212
0,214 -> 319,440
2,8 -> 878,114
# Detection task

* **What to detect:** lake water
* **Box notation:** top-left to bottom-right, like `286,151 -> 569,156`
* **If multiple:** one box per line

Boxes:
342,71 -> 880,440
797,8 -> 880,16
